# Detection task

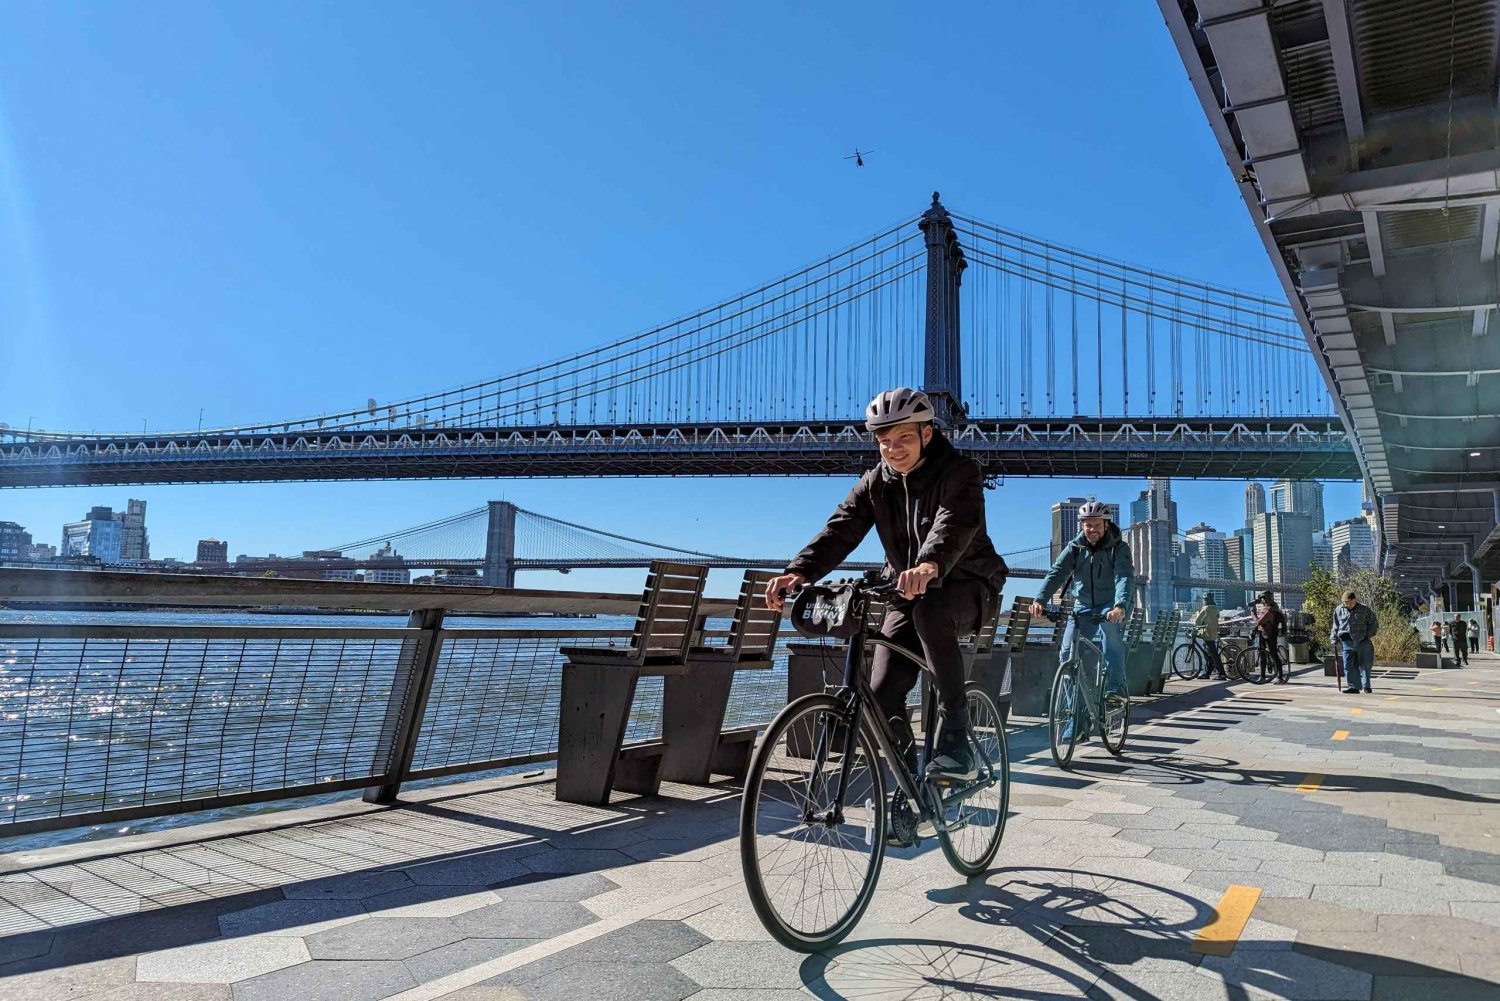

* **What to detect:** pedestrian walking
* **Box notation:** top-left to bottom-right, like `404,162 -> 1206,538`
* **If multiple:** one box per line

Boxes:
1470,618 -> 1481,655
1441,621 -> 1451,652
1450,615 -> 1469,666
1331,590 -> 1379,694
1255,591 -> 1288,684
1430,619 -> 1443,653
1192,594 -> 1227,680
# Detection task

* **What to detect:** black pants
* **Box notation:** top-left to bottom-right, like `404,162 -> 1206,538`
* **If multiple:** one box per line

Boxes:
1455,637 -> 1469,664
870,577 -> 987,723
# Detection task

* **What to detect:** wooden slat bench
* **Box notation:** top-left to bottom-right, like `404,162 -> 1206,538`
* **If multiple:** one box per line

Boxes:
555,560 -> 709,804
661,570 -> 782,784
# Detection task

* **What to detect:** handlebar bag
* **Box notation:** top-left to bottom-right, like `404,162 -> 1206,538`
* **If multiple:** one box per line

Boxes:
790,583 -> 865,639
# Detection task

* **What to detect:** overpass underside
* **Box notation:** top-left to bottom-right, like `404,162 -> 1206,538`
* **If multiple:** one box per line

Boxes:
0,417 -> 1358,487
1161,0 -> 1500,598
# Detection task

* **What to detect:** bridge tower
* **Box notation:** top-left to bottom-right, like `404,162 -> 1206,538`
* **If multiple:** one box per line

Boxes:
919,192 -> 967,427
483,501 -> 518,588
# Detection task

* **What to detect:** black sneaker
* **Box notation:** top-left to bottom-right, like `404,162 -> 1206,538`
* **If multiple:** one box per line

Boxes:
1343,687 -> 1360,694
927,730 -> 976,782
1363,687 -> 1372,694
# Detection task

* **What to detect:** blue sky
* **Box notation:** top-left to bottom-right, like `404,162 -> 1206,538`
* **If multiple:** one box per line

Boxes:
0,2 -> 1360,595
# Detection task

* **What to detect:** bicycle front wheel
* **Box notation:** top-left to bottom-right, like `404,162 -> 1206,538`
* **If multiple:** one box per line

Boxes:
1048,662 -> 1083,770
1236,645 -> 1271,685
934,683 -> 1010,877
1170,642 -> 1201,681
739,693 -> 886,952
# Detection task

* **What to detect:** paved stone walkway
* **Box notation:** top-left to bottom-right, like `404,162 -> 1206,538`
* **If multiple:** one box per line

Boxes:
1,652 -> 1498,1000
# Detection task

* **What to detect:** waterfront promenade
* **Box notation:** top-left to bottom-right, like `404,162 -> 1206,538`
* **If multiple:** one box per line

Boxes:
2,655 -> 1497,1000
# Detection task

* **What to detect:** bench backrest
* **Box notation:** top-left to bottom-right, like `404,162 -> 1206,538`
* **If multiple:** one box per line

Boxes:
715,569 -> 783,660
1004,597 -> 1033,653
634,561 -> 710,660
968,594 -> 1004,656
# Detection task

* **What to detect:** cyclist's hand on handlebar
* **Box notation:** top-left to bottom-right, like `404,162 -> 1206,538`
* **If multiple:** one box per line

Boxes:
1028,601 -> 1046,620
1106,607 -> 1125,624
764,572 -> 804,611
896,562 -> 939,600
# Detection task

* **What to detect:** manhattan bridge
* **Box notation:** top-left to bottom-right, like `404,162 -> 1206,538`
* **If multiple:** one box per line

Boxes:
0,196 -> 1351,492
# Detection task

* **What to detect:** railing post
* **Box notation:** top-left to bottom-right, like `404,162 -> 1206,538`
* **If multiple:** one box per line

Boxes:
919,192 -> 967,426
365,608 -> 445,804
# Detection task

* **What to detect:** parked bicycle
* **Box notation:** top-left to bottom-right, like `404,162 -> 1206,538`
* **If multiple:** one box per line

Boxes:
1170,627 -> 1226,681
1042,606 -> 1129,769
739,574 -> 1010,951
1233,632 -> 1281,685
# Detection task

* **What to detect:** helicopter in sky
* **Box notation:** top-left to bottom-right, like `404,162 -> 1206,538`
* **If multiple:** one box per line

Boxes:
844,148 -> 873,167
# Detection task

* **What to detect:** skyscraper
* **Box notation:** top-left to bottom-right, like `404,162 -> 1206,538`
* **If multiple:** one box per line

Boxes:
119,499 -> 150,561
61,507 -> 122,563
1051,497 -> 1121,560
1250,511 -> 1315,587
1245,482 -> 1267,522
1184,523 -> 1229,606
1329,517 -> 1376,570
1269,480 -> 1325,533
0,522 -> 31,562
1223,532 -> 1248,608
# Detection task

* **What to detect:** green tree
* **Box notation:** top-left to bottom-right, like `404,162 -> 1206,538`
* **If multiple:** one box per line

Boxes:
1296,565 -> 1417,663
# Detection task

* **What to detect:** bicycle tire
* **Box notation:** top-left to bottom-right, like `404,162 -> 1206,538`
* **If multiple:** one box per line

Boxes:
1100,689 -> 1129,756
1169,642 -> 1201,681
739,693 -> 886,952
933,683 -> 1009,877
1236,645 -> 1272,686
1048,662 -> 1083,770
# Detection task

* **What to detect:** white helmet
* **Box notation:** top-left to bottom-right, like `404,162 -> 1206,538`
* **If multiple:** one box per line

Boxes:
865,388 -> 935,431
1077,500 -> 1110,520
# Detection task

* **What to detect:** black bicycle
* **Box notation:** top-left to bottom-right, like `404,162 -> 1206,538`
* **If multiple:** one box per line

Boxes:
1043,608 -> 1129,769
1170,628 -> 1225,681
739,574 -> 1010,951
1233,633 -> 1281,685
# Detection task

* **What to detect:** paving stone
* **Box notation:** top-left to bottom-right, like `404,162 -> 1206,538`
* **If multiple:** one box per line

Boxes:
137,936 -> 311,984
400,853 -> 535,887
671,940 -> 809,990
521,848 -> 633,875
452,899 -> 598,939
1371,976 -> 1500,1001
1311,884 -> 1455,915
304,915 -> 466,960
0,956 -> 137,1001
362,885 -> 498,918
1086,968 -> 1282,1000
231,958 -> 415,1001
1252,897 -> 1379,933
0,929 -> 52,964
1200,937 -> 1373,998
281,870 -> 412,900
1258,860 -> 1384,886
56,984 -> 232,1001
491,871 -> 619,901
1148,847 -> 1266,871
403,936 -> 534,983
218,897 -> 366,937
1186,869 -> 1314,899
494,959 -> 701,1001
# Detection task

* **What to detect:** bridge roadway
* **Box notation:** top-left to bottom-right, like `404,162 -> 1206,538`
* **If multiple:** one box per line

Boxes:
0,655 -> 1495,998
187,558 -> 1309,594
0,417 -> 1358,487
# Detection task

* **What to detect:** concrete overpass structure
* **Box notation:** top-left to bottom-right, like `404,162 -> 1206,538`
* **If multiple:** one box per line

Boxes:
1162,0 -> 1500,607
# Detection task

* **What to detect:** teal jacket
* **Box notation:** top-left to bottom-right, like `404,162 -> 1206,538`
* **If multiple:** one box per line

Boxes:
1037,523 -> 1135,615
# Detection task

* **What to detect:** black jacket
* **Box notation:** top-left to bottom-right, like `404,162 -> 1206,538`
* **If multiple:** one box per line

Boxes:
786,431 -> 1008,589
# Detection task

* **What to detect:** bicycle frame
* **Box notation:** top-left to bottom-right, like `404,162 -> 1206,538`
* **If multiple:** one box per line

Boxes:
1061,615 -> 1112,721
808,617 -> 997,825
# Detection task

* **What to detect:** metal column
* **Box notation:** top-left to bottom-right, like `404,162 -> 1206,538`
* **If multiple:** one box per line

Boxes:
484,501 -> 518,588
919,192 -> 967,426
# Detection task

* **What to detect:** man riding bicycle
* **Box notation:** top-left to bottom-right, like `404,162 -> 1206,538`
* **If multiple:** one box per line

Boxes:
765,387 -> 1008,783
1029,501 -> 1134,720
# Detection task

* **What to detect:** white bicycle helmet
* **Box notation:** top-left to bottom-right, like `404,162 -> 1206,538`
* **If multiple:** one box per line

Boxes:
1077,500 -> 1110,520
865,388 -> 935,431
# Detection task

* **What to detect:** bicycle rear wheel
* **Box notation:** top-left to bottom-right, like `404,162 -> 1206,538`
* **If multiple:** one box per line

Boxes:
1236,645 -> 1271,685
1170,642 -> 1201,681
1100,689 -> 1129,756
739,693 -> 886,952
934,683 -> 1009,876
1048,662 -> 1083,770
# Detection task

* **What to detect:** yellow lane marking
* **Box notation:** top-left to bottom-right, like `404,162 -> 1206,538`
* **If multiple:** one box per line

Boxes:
1350,708 -> 1363,715
1297,773 -> 1325,792
1385,696 -> 1398,701
1332,730 -> 1349,741
1192,885 -> 1263,956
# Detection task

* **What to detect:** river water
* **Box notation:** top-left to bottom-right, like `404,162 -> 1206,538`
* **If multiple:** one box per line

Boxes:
0,609 -> 799,854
